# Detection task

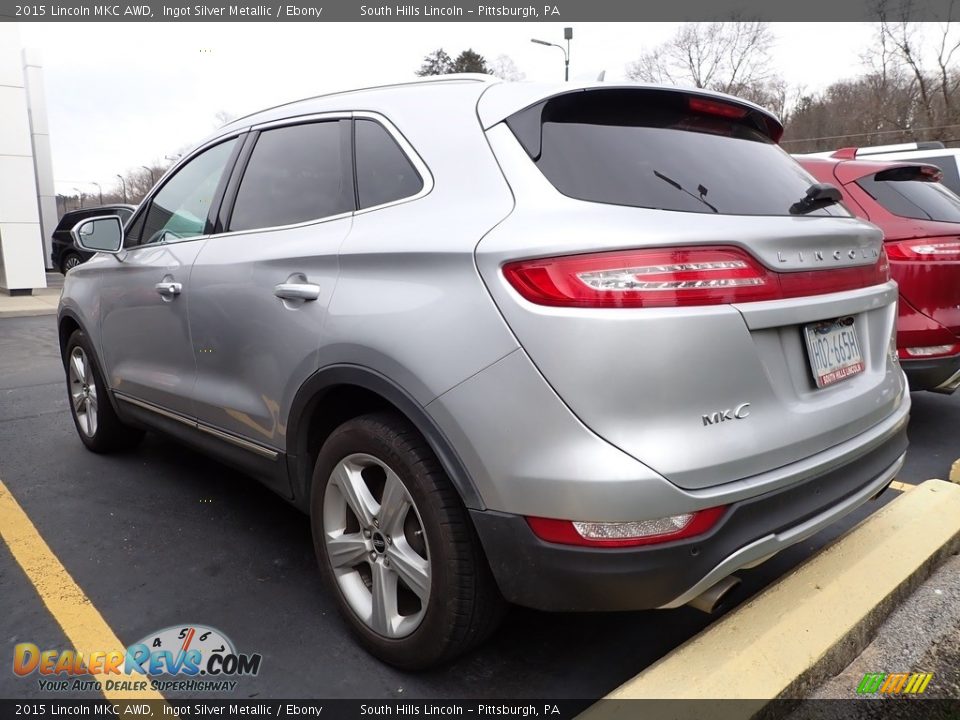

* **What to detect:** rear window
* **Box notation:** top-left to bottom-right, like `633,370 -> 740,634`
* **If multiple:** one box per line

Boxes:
857,173 -> 960,223
506,90 -> 848,217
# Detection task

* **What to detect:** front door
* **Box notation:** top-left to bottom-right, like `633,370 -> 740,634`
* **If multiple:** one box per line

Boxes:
99,137 -> 240,416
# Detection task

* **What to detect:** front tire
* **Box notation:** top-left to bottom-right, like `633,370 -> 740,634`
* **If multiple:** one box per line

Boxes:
64,329 -> 143,453
311,412 -> 504,669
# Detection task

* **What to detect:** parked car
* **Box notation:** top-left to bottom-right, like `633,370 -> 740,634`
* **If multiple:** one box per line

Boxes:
798,156 -> 960,393
58,77 -> 910,669
798,142 -> 960,197
51,204 -> 135,274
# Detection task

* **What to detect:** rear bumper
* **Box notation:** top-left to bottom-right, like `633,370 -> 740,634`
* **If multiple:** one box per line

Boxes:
901,355 -> 960,393
471,418 -> 908,612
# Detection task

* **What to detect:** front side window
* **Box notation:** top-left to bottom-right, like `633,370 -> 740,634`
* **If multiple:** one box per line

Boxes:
132,139 -> 238,247
857,173 -> 960,223
507,89 -> 849,217
229,120 -> 353,232
355,119 -> 423,209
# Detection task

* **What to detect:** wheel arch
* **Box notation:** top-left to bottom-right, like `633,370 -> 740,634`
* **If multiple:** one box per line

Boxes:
286,365 -> 484,513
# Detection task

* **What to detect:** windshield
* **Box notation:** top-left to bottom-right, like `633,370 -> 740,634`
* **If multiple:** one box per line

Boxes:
857,175 -> 960,223
506,89 -> 848,217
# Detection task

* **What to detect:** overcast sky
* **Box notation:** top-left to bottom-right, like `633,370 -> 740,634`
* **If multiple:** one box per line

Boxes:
17,21 -> 878,196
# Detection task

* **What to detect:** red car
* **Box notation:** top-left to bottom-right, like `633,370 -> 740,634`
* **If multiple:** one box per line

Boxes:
798,151 -> 960,393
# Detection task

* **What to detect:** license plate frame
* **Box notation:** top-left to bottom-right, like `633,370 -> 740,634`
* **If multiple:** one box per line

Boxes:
803,316 -> 865,388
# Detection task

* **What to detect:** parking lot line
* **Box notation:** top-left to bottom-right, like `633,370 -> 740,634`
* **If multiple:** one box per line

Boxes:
0,478 -> 165,702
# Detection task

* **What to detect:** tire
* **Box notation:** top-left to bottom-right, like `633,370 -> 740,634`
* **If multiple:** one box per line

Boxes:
64,329 -> 144,453
311,412 -> 504,669
61,252 -> 82,274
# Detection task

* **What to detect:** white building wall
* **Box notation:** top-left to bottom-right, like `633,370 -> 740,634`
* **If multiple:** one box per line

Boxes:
0,23 -> 47,292
23,47 -> 58,271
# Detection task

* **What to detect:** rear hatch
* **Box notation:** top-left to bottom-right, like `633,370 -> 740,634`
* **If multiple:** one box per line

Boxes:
475,86 -> 904,490
841,164 -> 960,337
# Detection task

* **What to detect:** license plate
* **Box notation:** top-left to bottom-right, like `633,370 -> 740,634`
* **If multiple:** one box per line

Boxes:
803,317 -> 864,388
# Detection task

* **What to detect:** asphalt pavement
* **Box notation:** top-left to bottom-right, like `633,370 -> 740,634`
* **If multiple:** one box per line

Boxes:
1,313 -> 958,701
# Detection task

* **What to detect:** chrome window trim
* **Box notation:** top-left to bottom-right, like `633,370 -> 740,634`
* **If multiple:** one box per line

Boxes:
352,110 -> 434,215
114,392 -> 279,460
201,110 -> 434,242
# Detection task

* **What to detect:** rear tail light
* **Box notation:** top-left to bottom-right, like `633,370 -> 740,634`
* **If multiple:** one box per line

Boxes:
886,239 -> 960,260
899,344 -> 960,359
503,246 -> 890,308
526,507 -> 727,548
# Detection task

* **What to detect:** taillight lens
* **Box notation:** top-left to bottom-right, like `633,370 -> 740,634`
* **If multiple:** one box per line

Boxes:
503,246 -> 890,308
898,344 -> 960,359
886,239 -> 960,260
526,506 -> 727,548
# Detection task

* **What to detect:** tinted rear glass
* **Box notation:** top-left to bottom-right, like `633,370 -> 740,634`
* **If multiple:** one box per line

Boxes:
507,90 -> 847,217
857,175 -> 960,223
230,121 -> 353,232
355,119 -> 423,209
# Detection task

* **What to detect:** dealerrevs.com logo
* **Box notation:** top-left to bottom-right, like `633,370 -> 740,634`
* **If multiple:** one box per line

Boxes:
13,624 -> 262,693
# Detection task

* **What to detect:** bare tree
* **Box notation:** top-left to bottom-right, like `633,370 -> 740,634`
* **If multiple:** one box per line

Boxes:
489,55 -> 525,81
627,20 -> 775,97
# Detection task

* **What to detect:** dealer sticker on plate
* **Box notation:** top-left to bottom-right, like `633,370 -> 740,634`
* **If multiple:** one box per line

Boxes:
804,316 -> 864,388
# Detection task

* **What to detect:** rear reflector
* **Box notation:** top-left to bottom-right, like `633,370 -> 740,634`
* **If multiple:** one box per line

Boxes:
503,245 -> 891,308
527,507 -> 727,548
899,344 -> 960,359
886,239 -> 960,261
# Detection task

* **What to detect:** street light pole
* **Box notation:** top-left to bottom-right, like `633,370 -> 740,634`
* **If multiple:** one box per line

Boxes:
531,27 -> 573,81
73,188 -> 84,209
116,174 -> 127,204
90,181 -> 103,205
141,165 -> 155,186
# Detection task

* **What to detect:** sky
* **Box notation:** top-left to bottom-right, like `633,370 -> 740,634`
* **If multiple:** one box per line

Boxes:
16,21 -> 878,197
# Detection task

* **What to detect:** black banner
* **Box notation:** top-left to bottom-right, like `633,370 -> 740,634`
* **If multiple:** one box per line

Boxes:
2,699 -> 960,720
1,0 -> 960,22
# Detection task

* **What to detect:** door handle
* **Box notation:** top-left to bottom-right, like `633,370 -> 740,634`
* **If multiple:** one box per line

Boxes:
274,282 -> 321,301
155,281 -> 182,296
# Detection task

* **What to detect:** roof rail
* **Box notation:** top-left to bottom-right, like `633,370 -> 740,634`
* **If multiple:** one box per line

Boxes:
225,74 -> 500,128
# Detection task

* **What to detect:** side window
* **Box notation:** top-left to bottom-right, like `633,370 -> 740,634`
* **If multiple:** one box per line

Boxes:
355,119 -> 424,209
115,208 -> 134,224
130,138 -> 238,248
228,121 -> 353,232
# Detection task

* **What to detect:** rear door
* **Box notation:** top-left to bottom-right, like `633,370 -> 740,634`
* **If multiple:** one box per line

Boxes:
186,116 -> 354,467
99,137 -> 241,417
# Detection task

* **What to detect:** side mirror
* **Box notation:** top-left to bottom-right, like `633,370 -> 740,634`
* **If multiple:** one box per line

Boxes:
71,215 -> 124,254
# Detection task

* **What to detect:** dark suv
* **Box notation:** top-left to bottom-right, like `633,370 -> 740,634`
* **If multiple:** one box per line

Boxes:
52,205 -> 135,273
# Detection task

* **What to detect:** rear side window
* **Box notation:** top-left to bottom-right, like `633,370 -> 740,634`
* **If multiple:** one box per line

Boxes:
507,89 -> 848,217
858,174 -> 960,223
229,120 -> 353,232
355,119 -> 423,209
909,155 -> 960,195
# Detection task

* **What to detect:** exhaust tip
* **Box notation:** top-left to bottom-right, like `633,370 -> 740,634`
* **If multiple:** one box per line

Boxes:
686,575 -> 741,614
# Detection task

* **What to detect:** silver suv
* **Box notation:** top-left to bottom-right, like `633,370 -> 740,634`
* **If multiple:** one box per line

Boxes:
59,76 -> 910,669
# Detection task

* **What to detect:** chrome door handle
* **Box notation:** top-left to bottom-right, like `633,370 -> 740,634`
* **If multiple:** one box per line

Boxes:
274,282 -> 321,301
155,281 -> 182,296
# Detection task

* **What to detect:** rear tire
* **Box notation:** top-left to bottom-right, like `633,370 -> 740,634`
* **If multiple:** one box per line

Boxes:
61,252 -> 82,274
64,329 -> 143,453
311,411 -> 504,669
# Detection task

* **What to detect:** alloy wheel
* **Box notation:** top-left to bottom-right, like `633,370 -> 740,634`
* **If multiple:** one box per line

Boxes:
68,346 -> 98,437
322,453 -> 431,638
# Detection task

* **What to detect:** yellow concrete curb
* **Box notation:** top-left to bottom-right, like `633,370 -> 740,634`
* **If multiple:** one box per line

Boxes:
583,479 -> 960,717
950,458 -> 960,484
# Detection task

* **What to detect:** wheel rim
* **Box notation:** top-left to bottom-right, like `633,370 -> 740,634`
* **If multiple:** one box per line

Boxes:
68,346 -> 98,437
64,256 -> 80,271
323,453 -> 431,638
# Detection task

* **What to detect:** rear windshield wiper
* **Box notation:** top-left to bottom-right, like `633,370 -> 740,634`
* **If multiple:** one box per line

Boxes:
654,170 -> 718,213
790,183 -> 842,215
